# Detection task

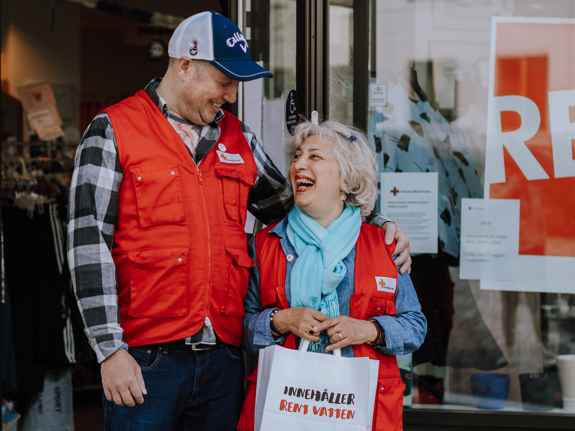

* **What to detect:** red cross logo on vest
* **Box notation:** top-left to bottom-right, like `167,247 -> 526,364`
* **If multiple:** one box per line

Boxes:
375,276 -> 397,293
220,153 -> 228,161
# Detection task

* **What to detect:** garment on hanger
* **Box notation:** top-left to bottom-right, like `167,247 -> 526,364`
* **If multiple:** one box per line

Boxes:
446,272 -> 508,371
3,206 -> 46,394
2,280 -> 18,393
371,74 -> 482,366
409,247 -> 453,366
21,368 -> 74,431
374,79 -> 483,262
451,104 -> 487,185
2,204 -> 75,394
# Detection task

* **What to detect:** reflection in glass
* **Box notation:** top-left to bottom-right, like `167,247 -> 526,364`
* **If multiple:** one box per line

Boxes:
368,0 -> 575,416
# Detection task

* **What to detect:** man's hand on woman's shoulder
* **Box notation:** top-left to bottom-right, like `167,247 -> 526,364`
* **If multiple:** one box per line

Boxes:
381,222 -> 411,274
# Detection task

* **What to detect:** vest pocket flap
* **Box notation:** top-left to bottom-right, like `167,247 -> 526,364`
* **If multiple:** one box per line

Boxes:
367,297 -> 396,317
214,166 -> 256,186
130,165 -> 185,228
127,247 -> 188,318
225,246 -> 256,268
131,165 -> 180,180
128,247 -> 188,266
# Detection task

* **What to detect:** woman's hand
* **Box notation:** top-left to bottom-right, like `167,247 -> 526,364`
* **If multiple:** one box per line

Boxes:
272,307 -> 328,342
313,316 -> 379,352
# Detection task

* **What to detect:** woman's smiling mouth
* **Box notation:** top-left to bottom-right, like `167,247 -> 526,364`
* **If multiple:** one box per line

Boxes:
295,175 -> 315,192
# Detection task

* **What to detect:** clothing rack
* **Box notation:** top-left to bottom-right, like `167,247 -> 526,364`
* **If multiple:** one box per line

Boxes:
2,142 -> 79,146
1,179 -> 37,188
2,141 -> 78,164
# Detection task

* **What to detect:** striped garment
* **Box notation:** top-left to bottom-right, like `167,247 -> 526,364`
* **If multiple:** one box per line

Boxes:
49,204 -> 75,364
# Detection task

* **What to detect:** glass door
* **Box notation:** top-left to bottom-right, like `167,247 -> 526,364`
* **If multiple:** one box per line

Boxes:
237,0 -> 298,175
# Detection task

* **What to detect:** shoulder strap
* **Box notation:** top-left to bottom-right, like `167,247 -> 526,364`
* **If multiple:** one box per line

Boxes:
254,224 -> 290,309
353,223 -> 396,297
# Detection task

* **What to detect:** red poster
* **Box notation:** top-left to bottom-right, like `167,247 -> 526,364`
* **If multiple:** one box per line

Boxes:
484,18 -> 575,293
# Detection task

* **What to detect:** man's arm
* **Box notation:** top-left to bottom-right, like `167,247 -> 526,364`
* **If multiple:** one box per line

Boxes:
242,123 -> 411,273
365,212 -> 412,274
68,113 -> 125,363
242,124 -> 294,226
68,113 -> 146,407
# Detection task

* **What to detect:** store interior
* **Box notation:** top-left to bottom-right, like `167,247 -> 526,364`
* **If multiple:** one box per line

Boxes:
1,1 -> 226,429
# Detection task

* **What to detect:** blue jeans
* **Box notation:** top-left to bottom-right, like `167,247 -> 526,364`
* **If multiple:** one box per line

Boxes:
103,342 -> 245,431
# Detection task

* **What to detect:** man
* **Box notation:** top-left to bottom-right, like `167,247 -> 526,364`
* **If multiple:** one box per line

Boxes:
68,11 -> 411,430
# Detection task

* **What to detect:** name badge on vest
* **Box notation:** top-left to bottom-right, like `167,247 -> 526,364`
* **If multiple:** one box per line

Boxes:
375,276 -> 397,294
217,150 -> 244,164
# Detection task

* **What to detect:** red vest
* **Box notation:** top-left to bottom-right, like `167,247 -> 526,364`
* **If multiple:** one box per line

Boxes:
237,223 -> 405,431
104,90 -> 257,348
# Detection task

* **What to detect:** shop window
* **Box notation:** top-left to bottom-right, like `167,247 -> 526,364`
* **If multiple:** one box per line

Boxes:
365,0 -> 575,426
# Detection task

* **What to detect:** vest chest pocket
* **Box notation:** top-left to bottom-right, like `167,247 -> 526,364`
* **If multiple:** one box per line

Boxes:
215,167 -> 255,225
222,246 -> 256,317
128,247 -> 188,317
367,297 -> 398,318
131,166 -> 185,228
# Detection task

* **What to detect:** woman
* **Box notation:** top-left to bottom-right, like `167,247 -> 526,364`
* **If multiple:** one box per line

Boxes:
238,121 -> 426,431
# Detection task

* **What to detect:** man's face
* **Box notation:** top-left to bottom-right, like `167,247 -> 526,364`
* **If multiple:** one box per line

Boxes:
178,61 -> 239,126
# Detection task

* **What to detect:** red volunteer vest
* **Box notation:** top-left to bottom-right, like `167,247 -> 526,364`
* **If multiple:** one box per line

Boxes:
237,223 -> 405,431
105,90 -> 257,348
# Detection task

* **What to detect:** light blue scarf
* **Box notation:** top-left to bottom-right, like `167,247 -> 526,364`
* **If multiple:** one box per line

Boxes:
287,204 -> 362,352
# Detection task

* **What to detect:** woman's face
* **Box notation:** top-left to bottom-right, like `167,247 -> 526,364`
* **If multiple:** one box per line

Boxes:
289,135 -> 344,224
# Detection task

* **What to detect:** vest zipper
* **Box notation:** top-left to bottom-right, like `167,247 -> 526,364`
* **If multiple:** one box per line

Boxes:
196,165 -> 211,318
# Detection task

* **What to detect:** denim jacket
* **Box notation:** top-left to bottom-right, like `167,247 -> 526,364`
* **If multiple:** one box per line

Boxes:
242,218 -> 427,357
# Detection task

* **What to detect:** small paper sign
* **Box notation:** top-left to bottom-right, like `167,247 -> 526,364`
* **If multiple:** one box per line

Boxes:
369,83 -> 387,107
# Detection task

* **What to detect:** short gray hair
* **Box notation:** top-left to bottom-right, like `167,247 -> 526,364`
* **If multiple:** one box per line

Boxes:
289,121 -> 378,216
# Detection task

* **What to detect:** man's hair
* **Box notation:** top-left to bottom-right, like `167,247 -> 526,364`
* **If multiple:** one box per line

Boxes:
289,121 -> 378,216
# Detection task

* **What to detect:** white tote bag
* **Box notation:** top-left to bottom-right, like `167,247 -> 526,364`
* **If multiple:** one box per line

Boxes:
255,339 -> 379,431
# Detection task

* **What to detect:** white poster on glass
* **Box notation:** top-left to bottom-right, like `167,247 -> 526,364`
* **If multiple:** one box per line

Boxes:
380,172 -> 438,254
460,198 -> 520,281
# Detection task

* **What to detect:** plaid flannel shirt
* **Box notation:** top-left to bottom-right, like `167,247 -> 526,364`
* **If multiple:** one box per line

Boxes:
67,78 -> 389,363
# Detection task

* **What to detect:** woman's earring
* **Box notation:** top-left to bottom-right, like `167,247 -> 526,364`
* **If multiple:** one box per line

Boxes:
341,194 -> 347,203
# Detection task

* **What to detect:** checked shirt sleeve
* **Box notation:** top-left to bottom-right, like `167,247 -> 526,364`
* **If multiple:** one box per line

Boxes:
241,123 -> 294,226
67,113 -> 126,363
364,211 -> 391,228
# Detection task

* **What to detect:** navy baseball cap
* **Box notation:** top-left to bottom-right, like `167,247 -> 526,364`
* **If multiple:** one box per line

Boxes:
168,11 -> 273,82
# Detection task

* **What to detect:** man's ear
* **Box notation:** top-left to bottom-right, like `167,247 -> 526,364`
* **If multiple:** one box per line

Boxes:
176,57 -> 193,82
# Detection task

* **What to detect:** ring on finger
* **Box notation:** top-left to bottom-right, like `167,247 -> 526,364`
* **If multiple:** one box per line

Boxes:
338,332 -> 343,340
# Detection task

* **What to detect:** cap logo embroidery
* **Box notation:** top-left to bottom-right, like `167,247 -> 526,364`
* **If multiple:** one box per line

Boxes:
226,32 -> 248,53
189,38 -> 199,56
